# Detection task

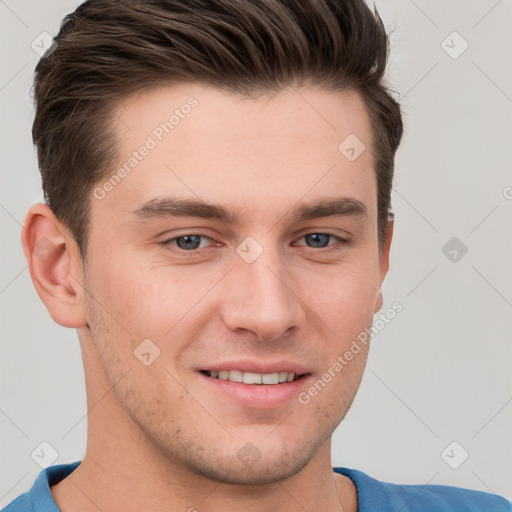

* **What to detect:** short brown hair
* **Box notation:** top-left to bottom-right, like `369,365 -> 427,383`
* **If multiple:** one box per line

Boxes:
32,0 -> 403,259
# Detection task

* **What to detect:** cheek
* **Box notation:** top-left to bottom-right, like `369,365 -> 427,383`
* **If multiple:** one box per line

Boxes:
86,252 -> 162,327
82,258 -> 160,383
297,257 -> 380,321
84,256 -> 209,381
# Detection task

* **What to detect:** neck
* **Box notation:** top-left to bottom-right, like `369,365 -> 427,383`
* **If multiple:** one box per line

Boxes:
52,430 -> 356,511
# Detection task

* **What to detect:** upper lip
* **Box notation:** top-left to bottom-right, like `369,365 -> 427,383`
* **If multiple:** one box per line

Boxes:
198,360 -> 311,375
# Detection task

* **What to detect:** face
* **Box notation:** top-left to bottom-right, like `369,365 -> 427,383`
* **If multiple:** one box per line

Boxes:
81,84 -> 390,484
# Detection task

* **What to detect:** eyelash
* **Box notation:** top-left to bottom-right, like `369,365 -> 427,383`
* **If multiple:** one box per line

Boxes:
161,232 -> 351,255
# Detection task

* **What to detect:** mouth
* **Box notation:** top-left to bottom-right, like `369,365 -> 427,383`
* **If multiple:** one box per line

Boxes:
199,369 -> 307,384
197,367 -> 313,409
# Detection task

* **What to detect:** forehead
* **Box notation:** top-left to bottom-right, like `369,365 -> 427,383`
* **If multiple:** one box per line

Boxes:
91,83 -> 376,229
114,83 -> 373,155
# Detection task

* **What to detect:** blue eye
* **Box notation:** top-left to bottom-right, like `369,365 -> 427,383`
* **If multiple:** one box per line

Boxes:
162,232 -> 349,253
295,232 -> 350,252
302,233 -> 339,248
167,234 -> 210,251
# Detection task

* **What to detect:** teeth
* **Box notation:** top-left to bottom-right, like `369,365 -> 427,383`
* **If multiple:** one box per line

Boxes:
207,370 -> 298,384
228,370 -> 243,383
243,372 -> 262,384
262,373 -> 279,385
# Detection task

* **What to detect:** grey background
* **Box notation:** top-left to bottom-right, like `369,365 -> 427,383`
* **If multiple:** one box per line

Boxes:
1,0 -> 511,507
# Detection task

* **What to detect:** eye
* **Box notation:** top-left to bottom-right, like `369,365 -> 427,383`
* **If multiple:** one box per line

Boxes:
295,232 -> 349,250
161,232 -> 350,254
164,234 -> 214,251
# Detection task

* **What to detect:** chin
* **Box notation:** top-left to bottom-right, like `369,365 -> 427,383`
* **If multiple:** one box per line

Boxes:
188,450 -> 313,485
179,427 -> 328,485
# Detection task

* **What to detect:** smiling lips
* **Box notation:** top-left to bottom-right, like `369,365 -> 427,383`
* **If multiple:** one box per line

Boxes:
198,363 -> 312,408
203,370 -> 300,384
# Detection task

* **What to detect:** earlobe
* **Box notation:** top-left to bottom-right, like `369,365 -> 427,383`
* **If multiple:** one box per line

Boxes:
21,203 -> 88,328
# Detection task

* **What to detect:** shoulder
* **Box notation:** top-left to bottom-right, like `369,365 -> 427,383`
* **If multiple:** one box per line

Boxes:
2,492 -> 32,512
333,466 -> 512,512
2,461 -> 81,512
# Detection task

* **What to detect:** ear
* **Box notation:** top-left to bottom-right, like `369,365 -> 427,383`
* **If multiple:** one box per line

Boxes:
21,203 -> 88,328
374,215 -> 394,314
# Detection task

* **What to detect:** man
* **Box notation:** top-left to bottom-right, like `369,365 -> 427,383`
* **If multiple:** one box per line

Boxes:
5,0 -> 511,510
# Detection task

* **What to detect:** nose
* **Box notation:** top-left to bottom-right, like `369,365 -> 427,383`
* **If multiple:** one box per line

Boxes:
220,244 -> 305,342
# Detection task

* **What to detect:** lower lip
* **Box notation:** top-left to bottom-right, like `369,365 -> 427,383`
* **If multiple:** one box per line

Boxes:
198,372 -> 313,409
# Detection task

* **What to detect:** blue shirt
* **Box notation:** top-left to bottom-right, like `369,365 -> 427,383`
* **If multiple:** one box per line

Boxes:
3,461 -> 511,511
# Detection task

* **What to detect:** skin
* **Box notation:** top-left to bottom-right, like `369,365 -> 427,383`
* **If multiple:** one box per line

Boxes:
22,83 -> 393,512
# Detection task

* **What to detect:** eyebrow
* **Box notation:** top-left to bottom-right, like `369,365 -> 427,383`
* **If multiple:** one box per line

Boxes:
128,196 -> 368,225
